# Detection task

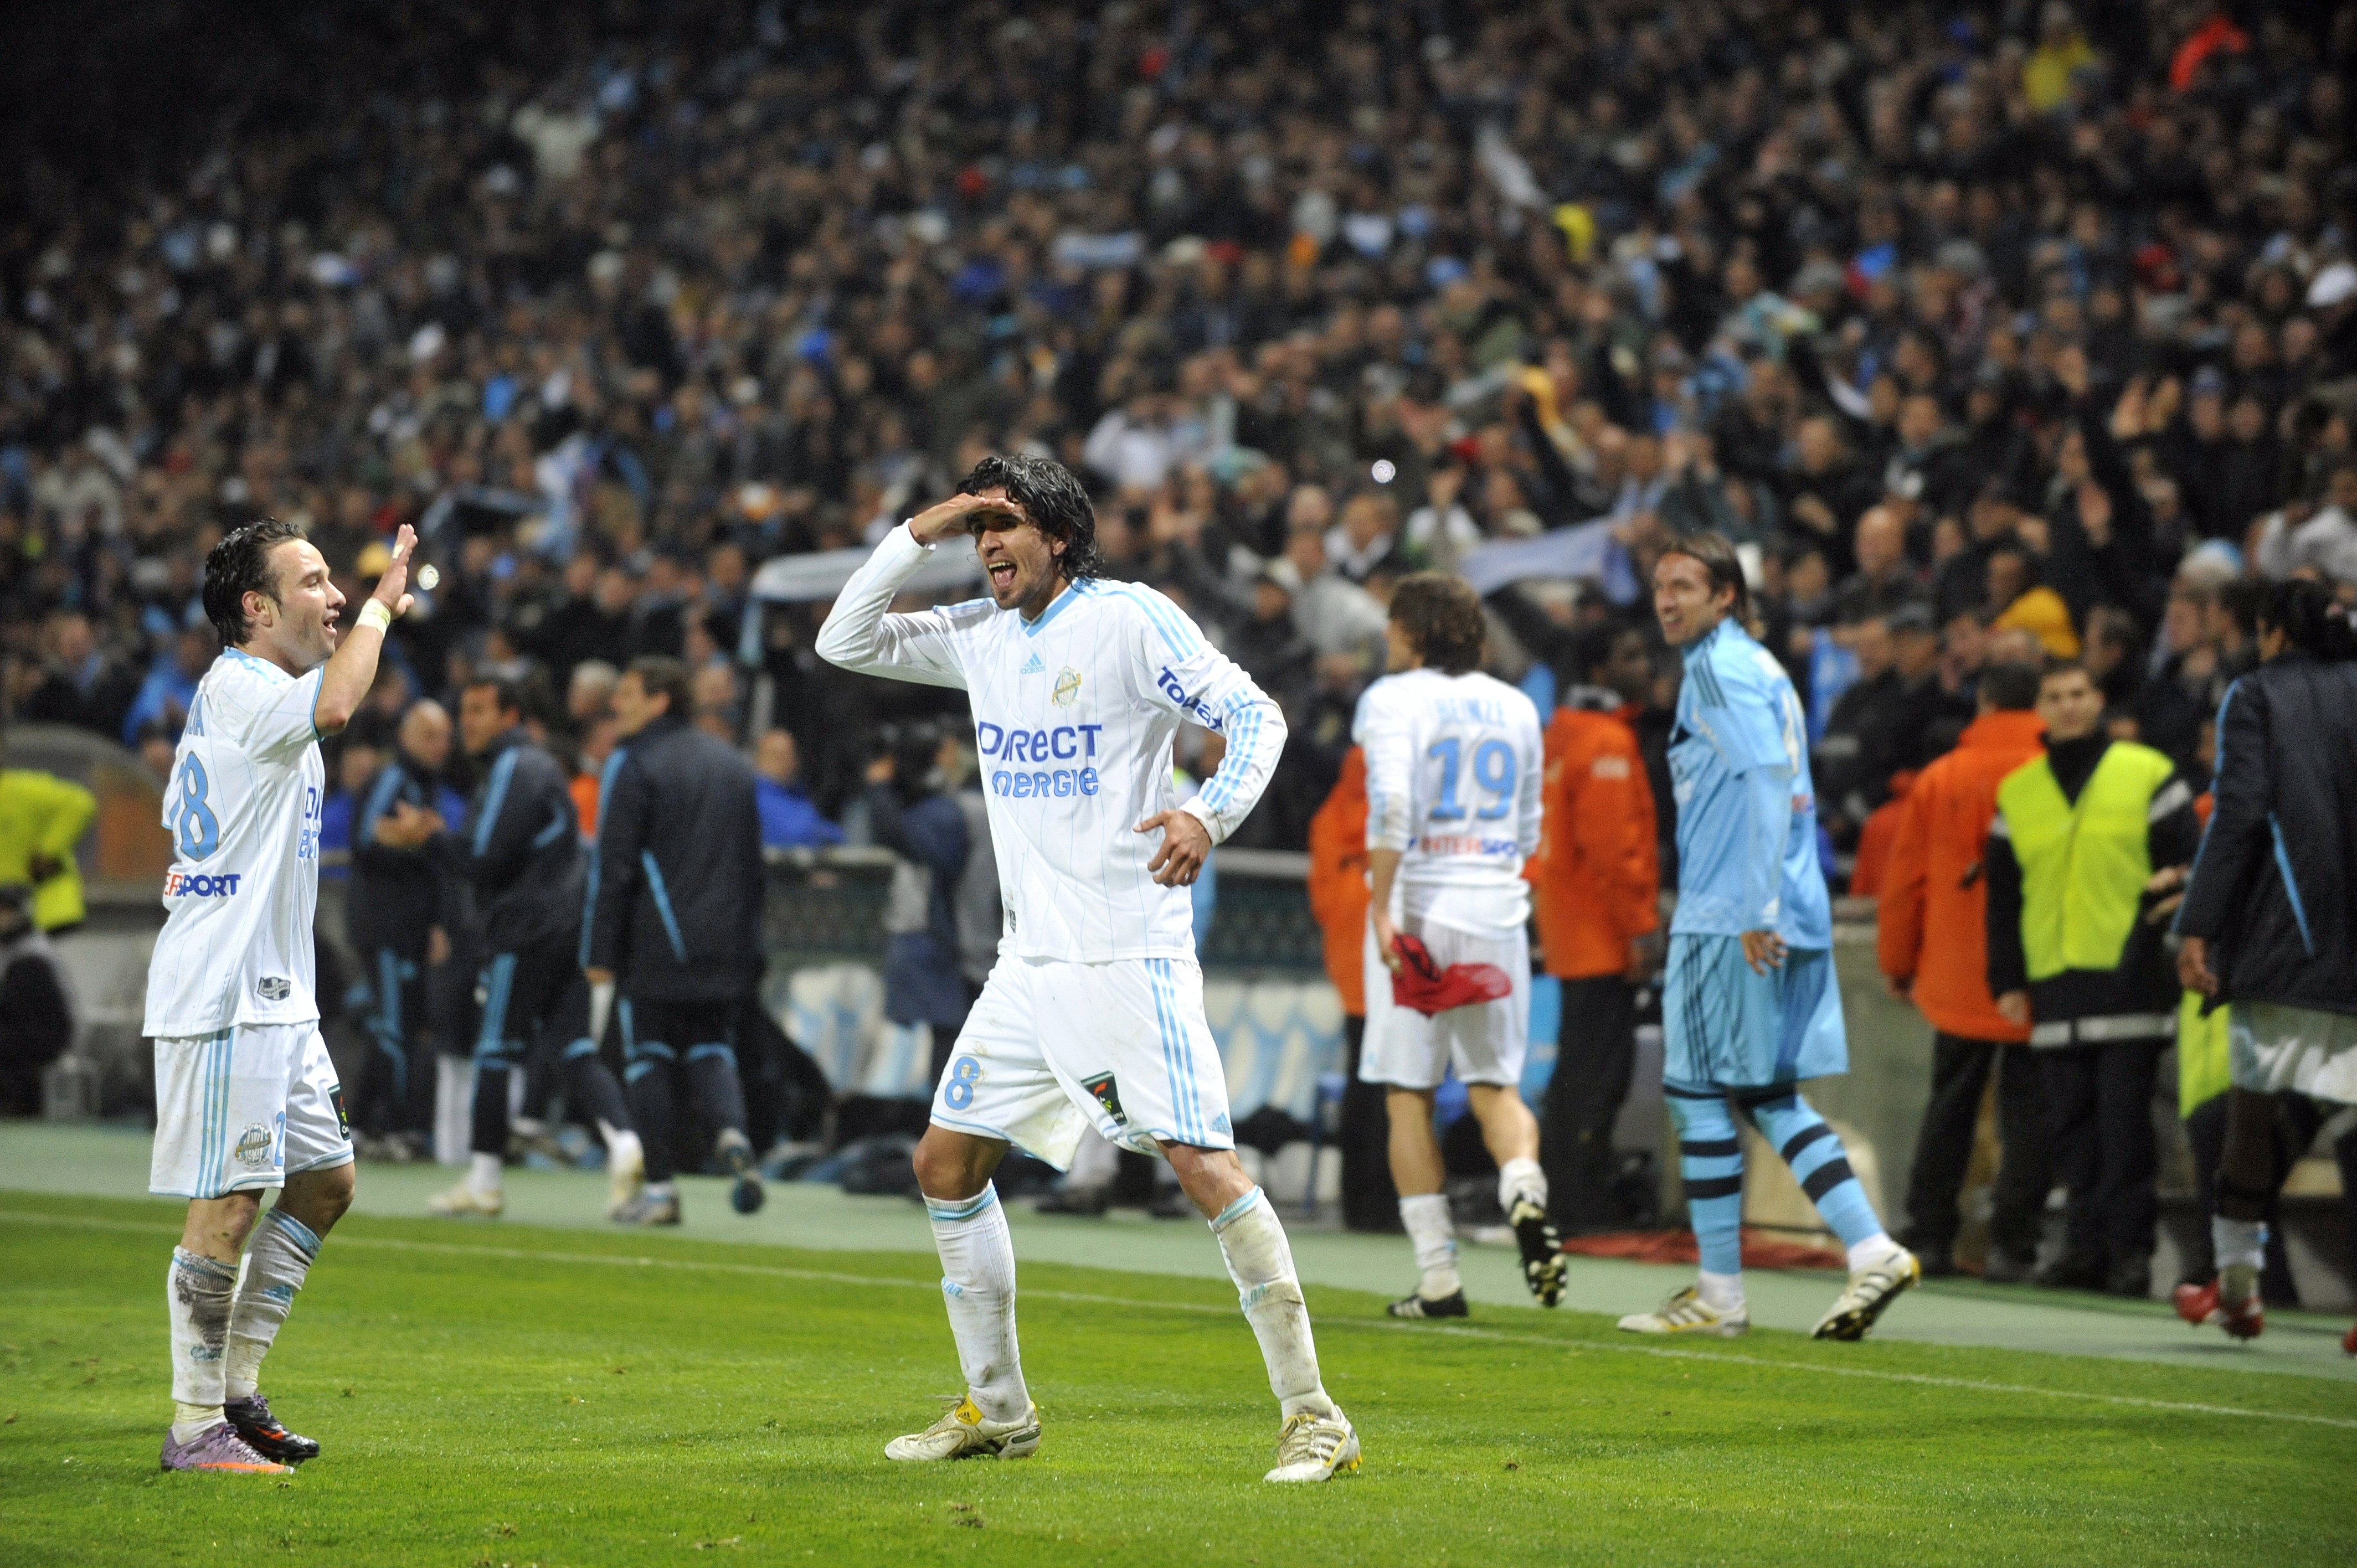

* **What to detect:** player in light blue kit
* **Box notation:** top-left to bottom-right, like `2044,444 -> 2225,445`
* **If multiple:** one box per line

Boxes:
1619,534 -> 1919,1341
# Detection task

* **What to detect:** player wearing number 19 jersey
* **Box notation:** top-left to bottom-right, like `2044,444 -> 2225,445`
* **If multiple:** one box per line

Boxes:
1352,574 -> 1562,1320
144,518 -> 418,1473
818,454 -> 1357,1484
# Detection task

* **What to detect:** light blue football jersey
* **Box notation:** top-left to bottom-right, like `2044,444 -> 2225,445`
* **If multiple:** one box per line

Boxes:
1666,618 -> 1831,948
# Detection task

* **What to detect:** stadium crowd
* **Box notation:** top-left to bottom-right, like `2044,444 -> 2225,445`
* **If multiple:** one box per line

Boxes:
3,1 -> 2355,1311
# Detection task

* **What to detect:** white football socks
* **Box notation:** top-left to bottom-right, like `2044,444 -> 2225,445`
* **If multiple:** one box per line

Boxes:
1212,1187 -> 1335,1421
2213,1217 -> 2267,1302
1397,1192 -> 1461,1299
225,1210 -> 321,1401
1497,1157 -> 1548,1215
1846,1234 -> 1903,1272
167,1247 -> 236,1440
926,1184 -> 1029,1424
1697,1268 -> 1745,1313
468,1151 -> 503,1195
599,1120 -> 644,1174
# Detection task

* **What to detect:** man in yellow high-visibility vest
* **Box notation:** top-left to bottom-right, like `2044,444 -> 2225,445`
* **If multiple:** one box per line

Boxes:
1985,662 -> 2201,1298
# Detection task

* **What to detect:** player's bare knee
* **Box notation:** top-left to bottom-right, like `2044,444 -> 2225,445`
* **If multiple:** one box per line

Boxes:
285,1162 -> 357,1231
913,1127 -> 997,1201
1162,1143 -> 1252,1218
182,1191 -> 263,1260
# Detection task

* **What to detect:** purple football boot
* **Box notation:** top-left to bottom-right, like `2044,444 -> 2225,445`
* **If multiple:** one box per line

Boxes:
225,1394 -> 320,1463
160,1421 -> 290,1474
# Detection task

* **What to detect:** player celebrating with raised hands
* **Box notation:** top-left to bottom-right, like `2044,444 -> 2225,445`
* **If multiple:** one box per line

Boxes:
817,455 -> 1358,1484
146,518 -> 417,1472
1619,533 -> 1918,1342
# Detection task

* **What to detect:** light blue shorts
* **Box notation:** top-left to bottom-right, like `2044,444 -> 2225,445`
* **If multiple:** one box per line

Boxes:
1661,933 -> 1847,1090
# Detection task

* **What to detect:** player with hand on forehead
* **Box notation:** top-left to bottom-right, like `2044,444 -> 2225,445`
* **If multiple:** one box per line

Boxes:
819,454 -> 1360,1484
145,518 -> 416,1472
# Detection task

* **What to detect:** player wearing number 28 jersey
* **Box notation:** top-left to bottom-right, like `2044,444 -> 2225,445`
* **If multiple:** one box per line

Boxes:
819,454 -> 1358,1484
143,518 -> 419,1475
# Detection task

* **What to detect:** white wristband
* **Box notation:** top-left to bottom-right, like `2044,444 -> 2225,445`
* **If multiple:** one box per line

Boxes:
358,599 -> 393,633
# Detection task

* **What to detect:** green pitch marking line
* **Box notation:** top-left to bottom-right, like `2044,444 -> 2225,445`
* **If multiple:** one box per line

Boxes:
6,1206 -> 2351,1435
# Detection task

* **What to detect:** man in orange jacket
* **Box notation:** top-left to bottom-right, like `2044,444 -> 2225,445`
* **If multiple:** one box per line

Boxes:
1876,659 -> 2052,1280
1529,624 -> 1661,1230
1306,747 -> 1397,1232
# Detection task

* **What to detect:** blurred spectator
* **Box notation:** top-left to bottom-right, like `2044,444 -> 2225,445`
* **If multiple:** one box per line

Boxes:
1529,620 -> 1660,1231
20,612 -> 139,742
1987,663 -> 2202,1297
863,722 -> 970,1081
119,623 -> 219,747
754,729 -> 842,851
0,883 -> 76,1116
1877,662 -> 2052,1281
0,735 -> 96,933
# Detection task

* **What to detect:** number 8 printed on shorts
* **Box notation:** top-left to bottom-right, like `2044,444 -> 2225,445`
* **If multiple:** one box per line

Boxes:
943,1054 -> 981,1110
169,755 -> 221,860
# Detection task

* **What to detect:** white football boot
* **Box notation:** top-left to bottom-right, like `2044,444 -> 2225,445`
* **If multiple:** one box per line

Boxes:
1264,1407 -> 1361,1483
605,1139 -> 645,1220
1617,1285 -> 1749,1337
884,1395 -> 1040,1462
1810,1245 -> 1920,1340
425,1180 -> 504,1219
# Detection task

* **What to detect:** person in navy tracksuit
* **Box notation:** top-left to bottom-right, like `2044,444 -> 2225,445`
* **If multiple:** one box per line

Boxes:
394,678 -> 639,1219
347,700 -> 464,1147
586,656 -> 766,1223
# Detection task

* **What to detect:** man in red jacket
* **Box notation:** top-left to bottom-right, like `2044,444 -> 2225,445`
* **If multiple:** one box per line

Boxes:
1876,661 -> 2052,1280
1529,622 -> 1660,1230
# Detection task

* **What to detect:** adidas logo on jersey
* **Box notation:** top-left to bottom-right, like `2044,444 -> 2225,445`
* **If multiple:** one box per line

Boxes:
1020,652 -> 1046,674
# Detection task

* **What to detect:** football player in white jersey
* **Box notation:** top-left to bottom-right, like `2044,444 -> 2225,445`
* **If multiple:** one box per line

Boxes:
818,454 -> 1358,1484
1355,574 -> 1564,1318
145,517 -> 416,1473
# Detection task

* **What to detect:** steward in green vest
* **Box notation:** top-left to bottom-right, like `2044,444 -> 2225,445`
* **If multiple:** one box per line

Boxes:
1980,663 -> 2202,1297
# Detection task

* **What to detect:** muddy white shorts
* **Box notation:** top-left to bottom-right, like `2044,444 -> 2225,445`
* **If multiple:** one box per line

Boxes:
2230,1000 -> 2357,1106
150,1022 -> 353,1199
930,953 -> 1233,1169
1359,913 -> 1530,1091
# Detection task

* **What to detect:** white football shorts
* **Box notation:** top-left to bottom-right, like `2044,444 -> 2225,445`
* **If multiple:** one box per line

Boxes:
1360,912 -> 1530,1091
150,1022 -> 353,1199
930,953 -> 1234,1169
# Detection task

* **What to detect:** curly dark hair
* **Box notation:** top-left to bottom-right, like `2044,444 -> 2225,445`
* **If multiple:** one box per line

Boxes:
1389,571 -> 1487,675
202,518 -> 310,648
958,452 -> 1100,582
2259,576 -> 2357,661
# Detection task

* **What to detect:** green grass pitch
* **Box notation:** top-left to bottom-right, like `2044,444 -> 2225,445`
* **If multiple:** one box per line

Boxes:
3,1191 -> 2353,1567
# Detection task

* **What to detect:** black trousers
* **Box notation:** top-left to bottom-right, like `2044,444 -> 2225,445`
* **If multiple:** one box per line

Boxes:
1901,1034 -> 2052,1260
622,996 -> 750,1184
1541,975 -> 1640,1231
2039,1038 -> 2164,1273
356,944 -> 435,1137
469,928 -> 632,1157
1337,1015 -> 1401,1232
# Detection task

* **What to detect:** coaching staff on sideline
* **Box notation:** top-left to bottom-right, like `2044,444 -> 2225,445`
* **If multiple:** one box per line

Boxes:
586,655 -> 766,1224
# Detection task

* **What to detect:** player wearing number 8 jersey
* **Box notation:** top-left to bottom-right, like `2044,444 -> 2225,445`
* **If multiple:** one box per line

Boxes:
1353,574 -> 1562,1319
143,518 -> 419,1474
818,453 -> 1358,1484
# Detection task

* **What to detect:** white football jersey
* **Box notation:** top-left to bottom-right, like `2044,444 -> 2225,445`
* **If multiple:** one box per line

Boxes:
818,524 -> 1286,963
1355,666 -> 1543,935
143,648 -> 329,1038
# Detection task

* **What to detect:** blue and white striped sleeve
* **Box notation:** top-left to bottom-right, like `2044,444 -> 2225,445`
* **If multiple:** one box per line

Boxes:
1123,585 -> 1287,845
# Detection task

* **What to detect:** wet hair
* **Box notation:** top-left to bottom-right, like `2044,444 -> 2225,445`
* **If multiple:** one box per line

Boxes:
202,519 -> 310,648
624,654 -> 693,717
1657,531 -> 1753,624
1978,661 -> 2042,711
2257,577 -> 2357,661
1389,572 -> 1487,675
958,452 -> 1100,582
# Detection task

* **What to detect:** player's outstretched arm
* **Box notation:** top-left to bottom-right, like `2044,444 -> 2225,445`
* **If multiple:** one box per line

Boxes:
814,494 -> 1006,688
314,523 -> 416,735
